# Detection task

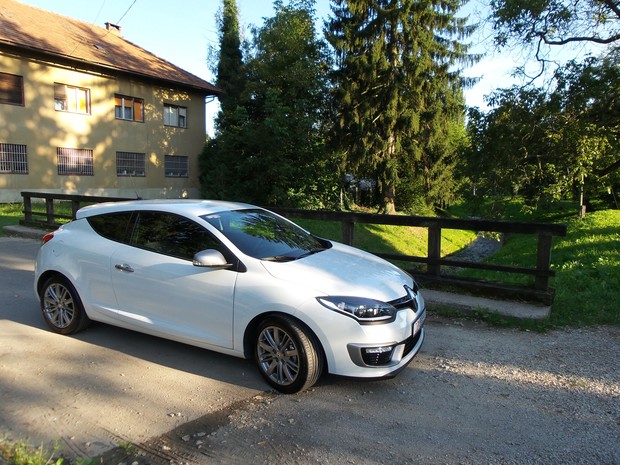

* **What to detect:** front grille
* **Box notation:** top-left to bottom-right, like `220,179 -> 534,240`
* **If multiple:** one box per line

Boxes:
389,290 -> 418,312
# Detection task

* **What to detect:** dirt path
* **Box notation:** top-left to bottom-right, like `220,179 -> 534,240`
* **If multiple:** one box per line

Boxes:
100,316 -> 620,465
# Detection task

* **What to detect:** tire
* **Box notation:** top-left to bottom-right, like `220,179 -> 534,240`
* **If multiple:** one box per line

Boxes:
40,275 -> 90,335
254,316 -> 323,394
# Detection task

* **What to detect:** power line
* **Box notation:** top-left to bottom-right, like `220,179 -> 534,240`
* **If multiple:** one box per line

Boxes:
116,0 -> 138,25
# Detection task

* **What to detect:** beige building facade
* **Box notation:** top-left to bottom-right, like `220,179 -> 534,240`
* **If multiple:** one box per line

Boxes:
0,0 -> 220,203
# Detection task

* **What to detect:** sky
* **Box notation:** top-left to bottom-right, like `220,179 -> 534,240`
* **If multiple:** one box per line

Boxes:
13,0 -> 600,133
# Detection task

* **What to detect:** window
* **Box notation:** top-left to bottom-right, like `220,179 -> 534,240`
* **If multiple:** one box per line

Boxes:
163,103 -> 187,128
0,143 -> 28,174
164,155 -> 188,177
116,151 -> 145,176
57,147 -> 94,175
115,95 -> 144,122
132,212 -> 222,261
54,83 -> 90,114
0,73 -> 24,106
87,212 -> 134,243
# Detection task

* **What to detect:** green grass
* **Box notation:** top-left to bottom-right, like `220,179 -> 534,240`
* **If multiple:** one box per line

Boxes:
295,218 -> 476,263
0,203 -> 23,235
0,438 -> 65,465
550,210 -> 620,326
450,200 -> 620,328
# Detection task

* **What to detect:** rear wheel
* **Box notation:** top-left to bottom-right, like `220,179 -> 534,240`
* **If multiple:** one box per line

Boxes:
255,316 -> 323,394
40,275 -> 90,334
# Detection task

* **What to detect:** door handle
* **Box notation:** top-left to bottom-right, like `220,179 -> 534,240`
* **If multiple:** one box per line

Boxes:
115,263 -> 134,273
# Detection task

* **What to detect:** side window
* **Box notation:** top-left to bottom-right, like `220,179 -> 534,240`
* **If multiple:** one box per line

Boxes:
115,95 -> 144,122
163,103 -> 187,128
132,211 -> 221,261
54,83 -> 90,114
87,212 -> 133,243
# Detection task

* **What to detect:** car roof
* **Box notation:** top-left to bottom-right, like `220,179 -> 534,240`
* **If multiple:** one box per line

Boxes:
75,199 -> 259,219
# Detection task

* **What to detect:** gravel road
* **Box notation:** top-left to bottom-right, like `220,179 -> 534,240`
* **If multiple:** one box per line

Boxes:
102,316 -> 620,465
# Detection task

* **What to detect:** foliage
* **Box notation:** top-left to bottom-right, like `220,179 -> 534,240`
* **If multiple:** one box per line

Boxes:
463,50 -> 620,211
325,0 -> 476,214
200,0 -> 339,208
214,0 -> 245,119
489,0 -> 620,78
0,439 -> 64,465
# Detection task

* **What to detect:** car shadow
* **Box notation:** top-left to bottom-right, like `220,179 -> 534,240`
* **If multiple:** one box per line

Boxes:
71,321 -> 267,391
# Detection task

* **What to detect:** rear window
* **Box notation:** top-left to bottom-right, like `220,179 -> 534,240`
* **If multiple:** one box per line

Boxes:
87,212 -> 133,243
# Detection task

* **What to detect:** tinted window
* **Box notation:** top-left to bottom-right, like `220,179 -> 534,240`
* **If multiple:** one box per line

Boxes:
202,209 -> 328,260
132,211 -> 221,261
87,212 -> 133,243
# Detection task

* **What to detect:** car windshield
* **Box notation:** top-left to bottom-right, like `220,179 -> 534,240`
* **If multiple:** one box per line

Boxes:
202,209 -> 329,261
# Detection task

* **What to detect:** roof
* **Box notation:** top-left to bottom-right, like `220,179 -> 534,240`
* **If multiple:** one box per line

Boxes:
0,0 -> 221,95
76,199 -> 257,219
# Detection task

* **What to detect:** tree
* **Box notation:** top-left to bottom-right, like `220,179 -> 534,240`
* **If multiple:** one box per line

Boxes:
200,0 -> 247,199
463,50 -> 620,213
215,0 -> 245,119
201,0 -> 338,208
490,0 -> 620,78
326,0 -> 476,214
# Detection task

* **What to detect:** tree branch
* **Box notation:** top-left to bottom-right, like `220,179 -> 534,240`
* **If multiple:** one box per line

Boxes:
543,33 -> 620,46
596,157 -> 620,177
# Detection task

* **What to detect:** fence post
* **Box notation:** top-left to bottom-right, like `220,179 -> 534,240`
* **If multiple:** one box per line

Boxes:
535,232 -> 553,291
45,198 -> 55,226
428,226 -> 442,276
23,194 -> 33,223
342,219 -> 355,246
71,199 -> 81,219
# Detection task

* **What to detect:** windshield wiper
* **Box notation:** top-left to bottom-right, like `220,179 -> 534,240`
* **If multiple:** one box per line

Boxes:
296,248 -> 326,259
261,255 -> 297,262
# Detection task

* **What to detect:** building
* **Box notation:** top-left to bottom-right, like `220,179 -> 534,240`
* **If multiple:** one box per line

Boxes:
0,0 -> 220,203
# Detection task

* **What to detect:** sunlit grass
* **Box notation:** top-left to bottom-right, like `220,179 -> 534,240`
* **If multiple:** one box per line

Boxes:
453,205 -> 620,327
0,203 -> 23,235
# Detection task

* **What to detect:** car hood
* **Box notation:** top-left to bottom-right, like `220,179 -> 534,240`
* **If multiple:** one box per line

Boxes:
260,242 -> 411,302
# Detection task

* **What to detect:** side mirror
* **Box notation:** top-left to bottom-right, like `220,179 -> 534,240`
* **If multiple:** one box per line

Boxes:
192,249 -> 231,268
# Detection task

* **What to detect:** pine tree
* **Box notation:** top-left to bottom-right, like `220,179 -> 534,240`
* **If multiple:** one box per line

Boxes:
200,0 -> 246,199
326,0 -> 475,213
215,0 -> 244,121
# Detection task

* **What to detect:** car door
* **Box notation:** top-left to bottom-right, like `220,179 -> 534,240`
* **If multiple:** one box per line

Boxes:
109,211 -> 238,349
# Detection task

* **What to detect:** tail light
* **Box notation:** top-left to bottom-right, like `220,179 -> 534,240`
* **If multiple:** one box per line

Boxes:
42,232 -> 55,244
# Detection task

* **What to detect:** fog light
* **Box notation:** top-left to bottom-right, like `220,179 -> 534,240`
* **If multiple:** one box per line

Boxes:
361,345 -> 395,366
364,346 -> 393,354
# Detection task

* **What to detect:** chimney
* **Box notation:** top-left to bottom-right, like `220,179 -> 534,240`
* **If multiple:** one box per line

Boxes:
105,22 -> 122,36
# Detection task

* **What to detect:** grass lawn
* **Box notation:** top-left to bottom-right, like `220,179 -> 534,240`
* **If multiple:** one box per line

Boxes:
0,203 -> 23,235
451,201 -> 620,329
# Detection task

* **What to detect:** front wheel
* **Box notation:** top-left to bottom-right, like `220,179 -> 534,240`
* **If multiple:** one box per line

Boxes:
255,316 -> 323,394
40,275 -> 90,334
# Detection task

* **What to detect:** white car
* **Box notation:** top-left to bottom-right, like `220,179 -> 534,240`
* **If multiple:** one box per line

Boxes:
34,200 -> 426,393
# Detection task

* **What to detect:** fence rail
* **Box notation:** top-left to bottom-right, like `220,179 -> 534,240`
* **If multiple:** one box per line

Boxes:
19,192 -> 567,305
20,191 -> 133,227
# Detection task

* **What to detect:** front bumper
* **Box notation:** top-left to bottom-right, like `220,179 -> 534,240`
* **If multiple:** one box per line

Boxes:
347,308 -> 426,368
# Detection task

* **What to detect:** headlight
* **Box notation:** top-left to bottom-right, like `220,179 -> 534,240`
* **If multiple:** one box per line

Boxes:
317,296 -> 397,324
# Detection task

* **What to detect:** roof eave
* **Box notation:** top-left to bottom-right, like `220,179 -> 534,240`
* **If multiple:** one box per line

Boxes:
0,40 -> 223,96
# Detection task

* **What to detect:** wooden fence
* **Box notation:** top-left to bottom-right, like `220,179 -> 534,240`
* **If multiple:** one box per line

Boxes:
20,192 -> 567,304
269,207 -> 567,305
20,191 -> 133,227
